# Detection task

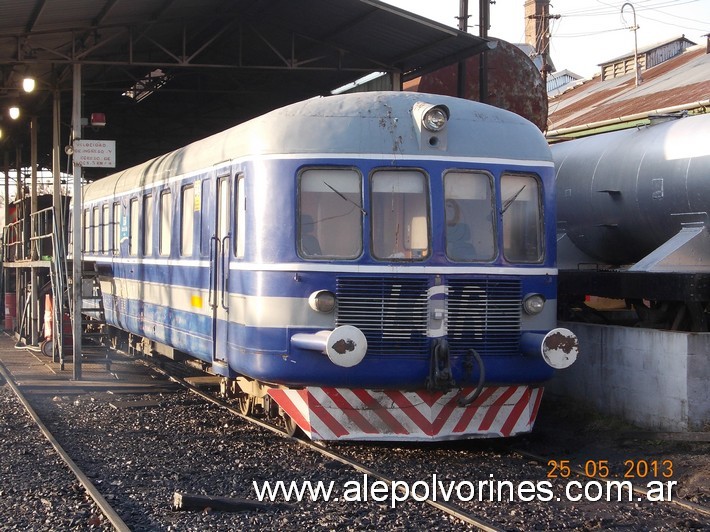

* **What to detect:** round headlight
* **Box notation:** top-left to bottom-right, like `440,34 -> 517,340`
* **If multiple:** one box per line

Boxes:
308,290 -> 336,313
523,294 -> 546,315
422,107 -> 448,132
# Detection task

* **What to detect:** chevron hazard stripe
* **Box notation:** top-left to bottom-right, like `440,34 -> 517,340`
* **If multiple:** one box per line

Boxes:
268,385 -> 544,441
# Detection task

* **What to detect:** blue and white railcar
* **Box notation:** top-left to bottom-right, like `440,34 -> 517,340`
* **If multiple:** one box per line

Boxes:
80,91 -> 578,441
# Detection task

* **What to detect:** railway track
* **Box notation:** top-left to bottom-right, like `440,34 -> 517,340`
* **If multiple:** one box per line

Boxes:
0,360 -> 129,531
2,350 -> 708,530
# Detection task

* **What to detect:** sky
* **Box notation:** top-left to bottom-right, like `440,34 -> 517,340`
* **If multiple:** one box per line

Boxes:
380,0 -> 710,78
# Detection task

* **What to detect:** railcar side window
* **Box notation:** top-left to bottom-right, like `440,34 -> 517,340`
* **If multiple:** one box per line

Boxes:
501,174 -> 543,262
159,190 -> 172,256
371,170 -> 429,261
217,177 -> 230,242
129,198 -> 139,256
444,171 -> 496,262
199,179 -> 210,257
143,194 -> 153,256
102,205 -> 109,253
113,202 -> 120,255
235,175 -> 245,258
298,169 -> 362,259
181,185 -> 195,256
83,209 -> 90,252
93,207 -> 100,253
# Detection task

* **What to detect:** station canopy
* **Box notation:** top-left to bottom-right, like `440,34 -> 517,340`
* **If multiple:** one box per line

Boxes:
0,0 -> 490,179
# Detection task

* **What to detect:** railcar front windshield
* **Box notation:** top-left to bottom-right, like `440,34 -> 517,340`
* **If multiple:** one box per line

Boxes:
501,173 -> 543,262
444,171 -> 496,262
371,170 -> 430,261
298,168 -> 363,259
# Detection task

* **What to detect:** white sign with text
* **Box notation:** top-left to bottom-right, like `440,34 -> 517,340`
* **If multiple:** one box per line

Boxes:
74,140 -> 116,168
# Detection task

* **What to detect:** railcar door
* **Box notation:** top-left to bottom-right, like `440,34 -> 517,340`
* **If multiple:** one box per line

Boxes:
210,175 -> 231,365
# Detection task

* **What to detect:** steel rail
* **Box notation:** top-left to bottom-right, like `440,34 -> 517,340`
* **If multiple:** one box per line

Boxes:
0,359 -> 131,532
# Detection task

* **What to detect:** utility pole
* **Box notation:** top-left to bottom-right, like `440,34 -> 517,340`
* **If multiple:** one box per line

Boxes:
456,0 -> 491,103
622,2 -> 642,86
478,0 -> 490,103
30,116 -> 38,347
526,0 -> 560,82
456,0 -> 469,99
72,64 -> 83,380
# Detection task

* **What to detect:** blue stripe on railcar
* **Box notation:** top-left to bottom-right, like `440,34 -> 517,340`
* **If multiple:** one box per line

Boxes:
104,292 -> 213,359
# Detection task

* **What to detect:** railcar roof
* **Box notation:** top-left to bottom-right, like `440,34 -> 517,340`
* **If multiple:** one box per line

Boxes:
84,92 -> 551,200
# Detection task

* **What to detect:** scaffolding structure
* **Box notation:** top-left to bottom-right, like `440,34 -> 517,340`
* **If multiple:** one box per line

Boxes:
2,192 -> 110,372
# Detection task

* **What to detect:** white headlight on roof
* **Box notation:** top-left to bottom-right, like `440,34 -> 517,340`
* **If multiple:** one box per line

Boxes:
412,102 -> 450,150
422,106 -> 449,132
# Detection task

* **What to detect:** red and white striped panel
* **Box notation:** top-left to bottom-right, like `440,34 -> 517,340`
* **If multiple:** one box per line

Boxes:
268,385 -> 544,441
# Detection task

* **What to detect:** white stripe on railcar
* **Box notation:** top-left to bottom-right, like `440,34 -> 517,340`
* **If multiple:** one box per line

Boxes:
100,278 -> 333,329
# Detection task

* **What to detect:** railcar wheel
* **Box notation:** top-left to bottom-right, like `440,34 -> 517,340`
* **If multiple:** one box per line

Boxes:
284,414 -> 305,439
236,395 -> 253,416
40,339 -> 53,357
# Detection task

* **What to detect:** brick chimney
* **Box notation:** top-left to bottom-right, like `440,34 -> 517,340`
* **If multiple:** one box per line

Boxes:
524,0 -> 548,48
524,0 -> 557,76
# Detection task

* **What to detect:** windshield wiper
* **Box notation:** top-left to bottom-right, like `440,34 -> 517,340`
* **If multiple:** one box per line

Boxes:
324,181 -> 367,215
501,185 -> 526,214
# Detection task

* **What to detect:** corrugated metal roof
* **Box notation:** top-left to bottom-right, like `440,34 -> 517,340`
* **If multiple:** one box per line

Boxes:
547,45 -> 710,133
0,0 -> 490,177
598,36 -> 695,66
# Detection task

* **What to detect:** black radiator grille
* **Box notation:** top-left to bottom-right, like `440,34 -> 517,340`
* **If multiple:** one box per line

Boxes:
335,276 -> 522,357
447,278 -> 522,356
336,277 -> 429,356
